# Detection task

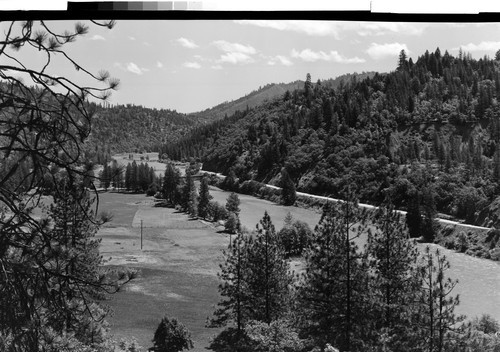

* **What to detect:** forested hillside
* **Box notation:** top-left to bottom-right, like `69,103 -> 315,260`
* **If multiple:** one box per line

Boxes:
161,48 -> 500,229
85,104 -> 195,161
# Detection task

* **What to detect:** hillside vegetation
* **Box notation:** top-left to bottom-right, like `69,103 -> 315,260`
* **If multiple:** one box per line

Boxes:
161,48 -> 500,235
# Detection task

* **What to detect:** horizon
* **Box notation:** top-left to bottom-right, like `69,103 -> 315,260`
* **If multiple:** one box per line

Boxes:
3,20 -> 500,113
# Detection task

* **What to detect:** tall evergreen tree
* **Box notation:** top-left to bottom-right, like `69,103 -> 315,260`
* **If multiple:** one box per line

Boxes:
415,247 -> 464,352
280,168 -> 296,206
366,204 -> 422,350
197,175 -> 212,220
162,163 -> 181,205
209,232 -> 251,332
125,163 -> 133,191
298,199 -> 370,351
249,212 -> 293,324
226,192 -> 241,215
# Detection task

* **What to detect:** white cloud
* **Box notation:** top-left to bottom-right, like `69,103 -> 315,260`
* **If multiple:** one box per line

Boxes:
183,62 -> 201,69
126,62 -> 148,75
291,49 -> 365,63
234,20 -> 427,38
219,52 -> 254,65
176,37 -> 199,49
128,36 -> 136,41
211,64 -> 223,70
212,40 -> 256,55
267,55 -> 293,66
156,61 -> 163,68
453,41 -> 500,52
366,42 -> 409,60
356,23 -> 427,36
90,34 -> 105,41
235,20 -> 343,38
115,62 -> 149,75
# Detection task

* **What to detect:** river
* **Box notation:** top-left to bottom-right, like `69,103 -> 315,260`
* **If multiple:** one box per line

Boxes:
209,186 -> 500,323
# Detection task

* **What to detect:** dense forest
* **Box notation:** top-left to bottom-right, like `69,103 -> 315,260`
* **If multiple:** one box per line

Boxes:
161,48 -> 500,230
85,104 -> 195,163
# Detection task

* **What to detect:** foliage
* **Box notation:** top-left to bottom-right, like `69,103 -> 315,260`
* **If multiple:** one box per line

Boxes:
210,213 -> 294,350
280,168 -> 296,206
0,20 -> 121,351
156,47 -> 500,230
152,316 -> 194,352
226,192 -> 241,214
198,174 -> 213,219
244,319 -> 304,352
365,203 -> 422,350
224,212 -> 240,234
162,163 -> 182,205
414,246 -> 465,352
277,213 -> 313,257
298,199 -> 370,352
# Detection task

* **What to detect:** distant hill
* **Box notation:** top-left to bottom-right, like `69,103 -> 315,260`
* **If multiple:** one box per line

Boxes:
189,81 -> 304,123
189,72 -> 376,124
85,103 -> 196,161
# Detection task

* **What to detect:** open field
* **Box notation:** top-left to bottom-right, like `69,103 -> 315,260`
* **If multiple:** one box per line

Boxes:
97,192 -> 226,350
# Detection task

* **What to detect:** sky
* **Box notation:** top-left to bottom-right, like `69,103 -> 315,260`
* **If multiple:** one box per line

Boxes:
4,20 -> 500,113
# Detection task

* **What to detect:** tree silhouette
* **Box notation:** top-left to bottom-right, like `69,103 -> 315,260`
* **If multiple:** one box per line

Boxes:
0,20 -> 120,350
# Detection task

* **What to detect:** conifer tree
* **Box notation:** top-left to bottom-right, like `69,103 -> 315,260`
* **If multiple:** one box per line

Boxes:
280,168 -> 296,206
209,232 -> 251,332
182,169 -> 197,216
298,198 -> 370,351
366,204 -> 422,350
415,247 -> 464,352
210,212 -> 293,347
162,163 -> 181,205
249,212 -> 293,324
197,175 -> 212,220
226,192 -> 241,215
131,160 -> 138,192
125,163 -> 132,191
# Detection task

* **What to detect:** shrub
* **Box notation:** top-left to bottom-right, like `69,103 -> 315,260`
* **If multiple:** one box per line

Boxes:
278,220 -> 313,257
490,248 -> 500,261
146,183 -> 158,196
209,201 -> 228,222
224,212 -> 239,234
456,231 -> 469,253
99,210 -> 114,224
152,316 -> 194,352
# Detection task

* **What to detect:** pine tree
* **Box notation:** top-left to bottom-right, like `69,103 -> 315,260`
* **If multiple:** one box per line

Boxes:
152,316 -> 194,352
209,233 -> 251,332
226,192 -> 241,215
1,176 -> 114,350
182,169 -> 197,216
197,175 -> 212,219
210,212 -> 293,334
298,199 -> 370,351
366,204 -> 422,350
280,168 -> 296,206
249,212 -> 293,324
415,247 -> 464,352
125,163 -> 133,190
131,160 -> 138,192
163,163 -> 181,205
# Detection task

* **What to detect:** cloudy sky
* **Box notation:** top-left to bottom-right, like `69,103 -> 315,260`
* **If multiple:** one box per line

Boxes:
5,20 -> 500,113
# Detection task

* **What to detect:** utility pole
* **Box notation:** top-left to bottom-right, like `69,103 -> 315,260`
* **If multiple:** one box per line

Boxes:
141,219 -> 143,250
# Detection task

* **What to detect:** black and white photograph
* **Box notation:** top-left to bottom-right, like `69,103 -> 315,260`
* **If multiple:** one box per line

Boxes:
1,3 -> 500,351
